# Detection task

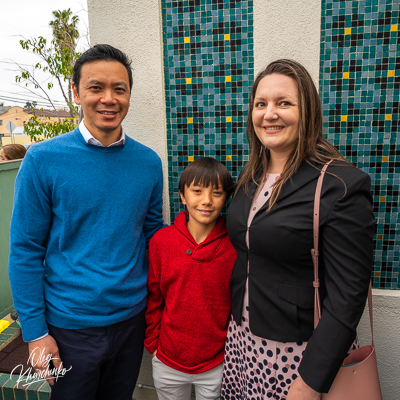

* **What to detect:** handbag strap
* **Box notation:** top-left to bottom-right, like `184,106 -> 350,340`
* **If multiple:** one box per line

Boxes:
311,161 -> 375,346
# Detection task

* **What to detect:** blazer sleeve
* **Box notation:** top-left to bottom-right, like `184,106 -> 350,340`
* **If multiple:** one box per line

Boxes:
298,170 -> 375,393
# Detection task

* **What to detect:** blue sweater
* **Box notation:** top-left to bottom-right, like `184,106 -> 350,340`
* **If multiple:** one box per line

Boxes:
8,128 -> 164,341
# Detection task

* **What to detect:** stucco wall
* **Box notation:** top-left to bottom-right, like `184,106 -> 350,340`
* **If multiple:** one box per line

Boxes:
358,290 -> 400,400
87,0 -> 170,223
253,0 -> 322,86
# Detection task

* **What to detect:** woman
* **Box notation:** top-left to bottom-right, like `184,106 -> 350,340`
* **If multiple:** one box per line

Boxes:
221,59 -> 375,400
0,144 -> 27,162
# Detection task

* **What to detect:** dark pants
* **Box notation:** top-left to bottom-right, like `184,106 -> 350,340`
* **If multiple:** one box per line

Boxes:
48,308 -> 146,400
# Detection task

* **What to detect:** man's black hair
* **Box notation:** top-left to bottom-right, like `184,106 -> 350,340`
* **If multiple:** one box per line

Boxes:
73,44 -> 133,93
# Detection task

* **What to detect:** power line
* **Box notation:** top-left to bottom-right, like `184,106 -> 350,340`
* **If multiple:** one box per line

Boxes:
0,91 -> 67,104
0,91 -> 67,105
0,60 -> 32,67
0,96 -> 67,108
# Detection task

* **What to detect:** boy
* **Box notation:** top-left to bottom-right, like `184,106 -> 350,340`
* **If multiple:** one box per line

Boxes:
145,157 -> 236,400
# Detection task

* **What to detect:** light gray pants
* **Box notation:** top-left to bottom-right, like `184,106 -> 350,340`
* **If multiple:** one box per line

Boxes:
152,356 -> 223,400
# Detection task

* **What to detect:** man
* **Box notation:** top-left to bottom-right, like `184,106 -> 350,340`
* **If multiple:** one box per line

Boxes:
8,44 -> 164,400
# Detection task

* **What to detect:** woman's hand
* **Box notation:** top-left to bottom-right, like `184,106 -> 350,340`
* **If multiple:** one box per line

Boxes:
287,376 -> 321,400
152,350 -> 157,358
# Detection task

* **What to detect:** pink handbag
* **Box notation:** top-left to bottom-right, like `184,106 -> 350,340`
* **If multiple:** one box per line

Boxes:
312,162 -> 383,400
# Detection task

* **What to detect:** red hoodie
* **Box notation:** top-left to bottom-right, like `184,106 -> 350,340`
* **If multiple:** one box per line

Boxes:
145,211 -> 236,374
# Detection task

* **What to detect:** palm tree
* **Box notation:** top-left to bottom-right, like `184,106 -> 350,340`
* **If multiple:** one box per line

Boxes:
50,8 -> 79,52
49,9 -> 80,112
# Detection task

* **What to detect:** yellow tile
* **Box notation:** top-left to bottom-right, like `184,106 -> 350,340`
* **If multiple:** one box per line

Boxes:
385,114 -> 392,120
226,116 -> 232,122
188,156 -> 194,162
225,76 -> 231,82
224,34 -> 230,41
388,70 -> 395,77
391,24 -> 398,31
382,156 -> 389,162
345,28 -> 351,35
341,115 -> 347,122
343,72 -> 349,79
377,235 -> 383,241
184,37 -> 190,43
186,78 -> 192,84
226,155 -> 232,161
0,320 -> 11,332
374,272 -> 381,277
380,196 -> 386,202
187,117 -> 193,124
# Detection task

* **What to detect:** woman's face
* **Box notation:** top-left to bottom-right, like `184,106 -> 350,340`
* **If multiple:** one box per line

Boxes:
0,148 -> 8,162
252,73 -> 300,159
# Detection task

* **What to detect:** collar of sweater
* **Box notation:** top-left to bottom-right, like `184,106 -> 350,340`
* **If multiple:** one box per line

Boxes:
174,210 -> 227,247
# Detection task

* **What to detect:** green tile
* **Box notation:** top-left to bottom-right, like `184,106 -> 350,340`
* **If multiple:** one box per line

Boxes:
2,375 -> 21,399
37,382 -> 50,400
0,374 -> 11,387
14,387 -> 28,400
26,391 -> 39,400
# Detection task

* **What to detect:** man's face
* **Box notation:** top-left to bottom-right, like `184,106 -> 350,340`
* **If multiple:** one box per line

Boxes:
72,60 -> 130,140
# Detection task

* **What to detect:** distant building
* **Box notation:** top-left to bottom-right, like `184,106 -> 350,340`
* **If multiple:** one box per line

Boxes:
0,105 -> 11,115
0,106 -> 79,137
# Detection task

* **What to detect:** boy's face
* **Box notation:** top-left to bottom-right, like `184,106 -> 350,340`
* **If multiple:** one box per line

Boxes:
180,179 -> 227,232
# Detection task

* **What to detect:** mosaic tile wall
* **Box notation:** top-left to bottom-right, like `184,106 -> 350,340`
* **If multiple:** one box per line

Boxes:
161,0 -> 253,217
320,0 -> 400,288
161,0 -> 399,289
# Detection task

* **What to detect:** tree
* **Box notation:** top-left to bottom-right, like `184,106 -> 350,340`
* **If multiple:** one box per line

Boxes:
24,101 -> 37,109
24,114 -> 77,143
49,8 -> 80,106
15,9 -> 85,141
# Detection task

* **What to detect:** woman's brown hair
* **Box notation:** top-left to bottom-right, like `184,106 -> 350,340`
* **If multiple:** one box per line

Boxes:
236,59 -> 347,208
1,144 -> 27,161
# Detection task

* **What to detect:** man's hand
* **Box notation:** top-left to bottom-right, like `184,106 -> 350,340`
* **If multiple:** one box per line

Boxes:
287,376 -> 321,400
28,335 -> 62,386
152,350 -> 157,358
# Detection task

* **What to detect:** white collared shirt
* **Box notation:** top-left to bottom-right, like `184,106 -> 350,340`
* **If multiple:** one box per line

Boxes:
79,119 -> 126,147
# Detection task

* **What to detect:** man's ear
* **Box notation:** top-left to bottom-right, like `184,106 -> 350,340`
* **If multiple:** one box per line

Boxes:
179,191 -> 186,205
72,83 -> 81,105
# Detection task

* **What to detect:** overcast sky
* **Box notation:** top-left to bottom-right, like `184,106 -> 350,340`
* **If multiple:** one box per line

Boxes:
0,0 -> 89,108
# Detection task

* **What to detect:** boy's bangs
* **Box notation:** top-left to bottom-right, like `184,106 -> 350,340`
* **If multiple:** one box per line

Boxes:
191,172 -> 221,189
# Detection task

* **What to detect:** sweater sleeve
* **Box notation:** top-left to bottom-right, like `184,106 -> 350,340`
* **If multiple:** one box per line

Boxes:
144,234 -> 165,354
8,152 -> 51,341
143,158 -> 164,246
298,171 -> 375,393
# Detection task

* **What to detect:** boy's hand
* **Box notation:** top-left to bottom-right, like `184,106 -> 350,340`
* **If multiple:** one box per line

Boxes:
152,350 -> 157,358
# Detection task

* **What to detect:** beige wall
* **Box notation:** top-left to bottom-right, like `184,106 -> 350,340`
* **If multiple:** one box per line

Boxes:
87,0 -> 170,225
253,0 -> 322,87
1,136 -> 36,146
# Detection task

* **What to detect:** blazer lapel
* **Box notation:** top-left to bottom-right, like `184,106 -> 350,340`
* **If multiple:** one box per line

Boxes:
258,160 -> 322,212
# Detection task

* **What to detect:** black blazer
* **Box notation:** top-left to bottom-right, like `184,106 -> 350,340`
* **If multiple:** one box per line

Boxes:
227,160 -> 375,393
